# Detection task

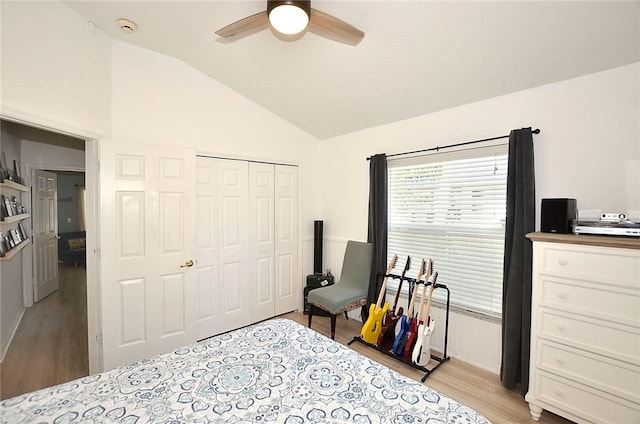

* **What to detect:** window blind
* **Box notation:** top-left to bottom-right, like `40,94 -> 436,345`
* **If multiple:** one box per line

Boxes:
387,146 -> 508,317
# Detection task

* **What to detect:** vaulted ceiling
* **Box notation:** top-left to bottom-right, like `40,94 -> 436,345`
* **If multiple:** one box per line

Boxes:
65,1 -> 640,140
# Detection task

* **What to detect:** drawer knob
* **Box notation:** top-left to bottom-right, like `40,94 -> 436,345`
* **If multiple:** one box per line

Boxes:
557,292 -> 567,300
556,357 -> 565,366
554,389 -> 564,398
558,258 -> 567,266
556,323 -> 566,332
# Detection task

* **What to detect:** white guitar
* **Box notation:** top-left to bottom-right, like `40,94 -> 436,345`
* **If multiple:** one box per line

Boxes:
412,271 -> 438,366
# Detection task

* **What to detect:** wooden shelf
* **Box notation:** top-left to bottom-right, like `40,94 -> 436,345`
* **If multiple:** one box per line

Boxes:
1,213 -> 29,225
1,239 -> 30,261
0,180 -> 29,193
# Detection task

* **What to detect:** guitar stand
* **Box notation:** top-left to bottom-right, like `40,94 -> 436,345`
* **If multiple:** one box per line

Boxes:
348,276 -> 451,382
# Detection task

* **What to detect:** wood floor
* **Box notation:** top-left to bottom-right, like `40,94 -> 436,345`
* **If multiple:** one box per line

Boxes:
298,311 -> 573,424
1,271 -> 572,423
0,264 -> 88,400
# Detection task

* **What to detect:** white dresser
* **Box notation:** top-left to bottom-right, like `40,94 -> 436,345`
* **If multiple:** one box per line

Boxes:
526,233 -> 640,423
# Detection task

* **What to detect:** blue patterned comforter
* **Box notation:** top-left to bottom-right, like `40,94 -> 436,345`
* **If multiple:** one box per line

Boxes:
1,319 -> 490,423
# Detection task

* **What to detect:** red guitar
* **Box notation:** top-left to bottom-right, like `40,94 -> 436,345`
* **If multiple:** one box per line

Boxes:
393,258 -> 426,356
403,259 -> 432,361
377,256 -> 411,350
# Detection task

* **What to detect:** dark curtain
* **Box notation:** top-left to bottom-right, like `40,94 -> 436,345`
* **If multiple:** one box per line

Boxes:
362,154 -> 388,322
501,128 -> 536,395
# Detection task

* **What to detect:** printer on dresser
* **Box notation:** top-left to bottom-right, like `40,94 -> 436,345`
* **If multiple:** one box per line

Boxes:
526,233 -> 640,423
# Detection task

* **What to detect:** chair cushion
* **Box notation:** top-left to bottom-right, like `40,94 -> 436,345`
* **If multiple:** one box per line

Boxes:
307,284 -> 367,315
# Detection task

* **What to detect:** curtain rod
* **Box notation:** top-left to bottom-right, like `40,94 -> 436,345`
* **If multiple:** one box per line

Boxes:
366,128 -> 540,161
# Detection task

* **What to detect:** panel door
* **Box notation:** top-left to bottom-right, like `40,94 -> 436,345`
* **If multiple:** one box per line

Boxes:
249,162 -> 275,323
217,159 -> 250,333
32,169 -> 58,302
100,140 -> 196,370
274,165 -> 298,315
195,157 -> 219,340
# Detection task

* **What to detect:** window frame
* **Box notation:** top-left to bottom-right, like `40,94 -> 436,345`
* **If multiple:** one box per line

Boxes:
385,144 -> 508,319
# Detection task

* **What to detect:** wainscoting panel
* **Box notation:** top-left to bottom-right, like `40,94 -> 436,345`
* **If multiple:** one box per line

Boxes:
301,237 -> 349,282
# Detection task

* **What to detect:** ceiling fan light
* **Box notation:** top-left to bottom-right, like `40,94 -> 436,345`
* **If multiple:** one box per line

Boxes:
268,2 -> 310,35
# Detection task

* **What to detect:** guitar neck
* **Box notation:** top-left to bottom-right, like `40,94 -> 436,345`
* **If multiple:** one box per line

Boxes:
391,278 -> 404,311
423,272 -> 438,320
374,275 -> 390,308
416,276 -> 428,322
375,255 -> 398,309
416,259 -> 432,322
407,259 -> 426,316
392,256 -> 411,311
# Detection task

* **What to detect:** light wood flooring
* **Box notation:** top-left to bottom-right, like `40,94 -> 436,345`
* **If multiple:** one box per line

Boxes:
0,264 -> 88,400
1,272 -> 572,423
297,311 -> 573,424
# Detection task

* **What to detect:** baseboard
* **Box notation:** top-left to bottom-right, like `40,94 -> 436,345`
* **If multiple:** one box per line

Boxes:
0,307 -> 24,363
451,351 -> 500,375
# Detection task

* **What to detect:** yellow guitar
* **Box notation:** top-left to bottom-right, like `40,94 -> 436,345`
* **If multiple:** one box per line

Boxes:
360,255 -> 398,344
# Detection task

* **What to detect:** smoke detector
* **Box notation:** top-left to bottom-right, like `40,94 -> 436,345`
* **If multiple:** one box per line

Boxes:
117,18 -> 137,33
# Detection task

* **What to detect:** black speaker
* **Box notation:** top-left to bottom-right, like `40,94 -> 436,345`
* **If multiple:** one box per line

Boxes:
313,220 -> 323,274
541,198 -> 577,234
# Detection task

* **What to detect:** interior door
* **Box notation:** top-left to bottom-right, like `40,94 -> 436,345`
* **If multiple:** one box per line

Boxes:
274,165 -> 298,315
100,140 -> 196,370
32,169 -> 58,302
218,159 -> 250,333
195,157 -> 220,340
249,162 -> 275,323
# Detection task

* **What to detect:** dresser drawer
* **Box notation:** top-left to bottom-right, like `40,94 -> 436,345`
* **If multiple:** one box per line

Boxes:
539,310 -> 640,365
541,277 -> 640,326
535,372 -> 640,424
540,244 -> 640,288
538,340 -> 640,403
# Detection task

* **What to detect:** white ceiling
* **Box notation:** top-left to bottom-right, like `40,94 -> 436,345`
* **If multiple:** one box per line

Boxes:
65,1 -> 640,140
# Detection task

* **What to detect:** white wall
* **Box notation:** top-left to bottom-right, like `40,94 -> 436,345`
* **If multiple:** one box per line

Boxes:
0,1 -> 111,138
109,40 -> 324,244
0,252 -> 24,362
320,63 -> 640,373
21,140 -> 85,173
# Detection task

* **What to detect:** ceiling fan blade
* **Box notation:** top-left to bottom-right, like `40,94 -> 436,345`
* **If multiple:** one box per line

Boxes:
215,10 -> 268,38
308,8 -> 364,46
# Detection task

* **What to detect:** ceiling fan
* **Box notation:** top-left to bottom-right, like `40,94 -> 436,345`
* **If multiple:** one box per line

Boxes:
215,1 -> 364,46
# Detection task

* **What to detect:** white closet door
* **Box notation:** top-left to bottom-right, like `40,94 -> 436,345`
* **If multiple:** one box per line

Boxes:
100,141 -> 196,370
249,163 -> 275,323
218,159 -> 250,332
274,165 -> 298,315
195,158 -> 219,339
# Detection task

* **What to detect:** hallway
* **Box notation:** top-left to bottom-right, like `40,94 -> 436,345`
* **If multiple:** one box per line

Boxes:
0,264 -> 88,400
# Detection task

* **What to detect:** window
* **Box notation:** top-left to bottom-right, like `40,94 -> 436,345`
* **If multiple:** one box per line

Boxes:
387,145 -> 508,318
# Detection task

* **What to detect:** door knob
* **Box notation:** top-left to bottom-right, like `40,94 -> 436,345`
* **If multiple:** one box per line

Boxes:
55,234 -> 61,240
180,259 -> 194,268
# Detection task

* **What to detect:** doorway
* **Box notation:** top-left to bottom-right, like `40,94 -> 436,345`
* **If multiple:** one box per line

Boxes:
0,119 -> 89,398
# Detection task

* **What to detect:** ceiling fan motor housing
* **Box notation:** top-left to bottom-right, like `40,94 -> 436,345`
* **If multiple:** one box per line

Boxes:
267,1 -> 311,18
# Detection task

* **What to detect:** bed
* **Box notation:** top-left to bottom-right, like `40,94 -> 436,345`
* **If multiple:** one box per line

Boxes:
1,319 -> 490,423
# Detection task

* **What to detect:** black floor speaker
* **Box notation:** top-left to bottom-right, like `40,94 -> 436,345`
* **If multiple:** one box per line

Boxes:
541,198 -> 577,234
314,220 -> 323,274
